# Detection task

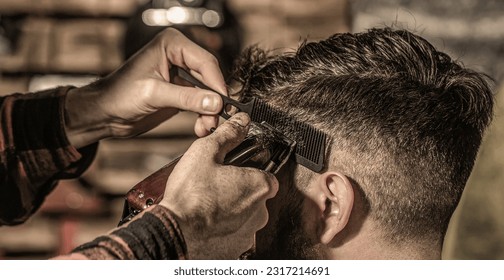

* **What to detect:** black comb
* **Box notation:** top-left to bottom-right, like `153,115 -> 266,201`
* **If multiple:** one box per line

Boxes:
170,66 -> 327,172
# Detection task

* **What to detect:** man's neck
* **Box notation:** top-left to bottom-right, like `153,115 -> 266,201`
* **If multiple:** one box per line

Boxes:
326,220 -> 442,260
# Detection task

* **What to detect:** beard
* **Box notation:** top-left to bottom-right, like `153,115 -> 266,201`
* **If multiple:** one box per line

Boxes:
242,180 -> 323,260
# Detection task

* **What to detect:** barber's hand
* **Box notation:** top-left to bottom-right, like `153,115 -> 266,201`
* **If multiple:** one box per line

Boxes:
65,28 -> 226,148
159,113 -> 279,259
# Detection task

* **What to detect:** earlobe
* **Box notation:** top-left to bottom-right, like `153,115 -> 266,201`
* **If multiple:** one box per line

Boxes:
317,172 -> 354,245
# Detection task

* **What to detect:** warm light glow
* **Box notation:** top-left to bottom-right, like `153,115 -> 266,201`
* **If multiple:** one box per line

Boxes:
142,8 -> 171,26
202,10 -> 221,27
165,6 -> 190,24
142,7 -> 216,27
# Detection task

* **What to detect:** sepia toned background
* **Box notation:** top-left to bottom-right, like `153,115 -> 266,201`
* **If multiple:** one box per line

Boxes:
0,0 -> 502,259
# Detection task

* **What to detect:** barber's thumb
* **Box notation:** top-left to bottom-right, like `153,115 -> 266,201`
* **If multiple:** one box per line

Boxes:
151,82 -> 223,114
207,112 -> 250,159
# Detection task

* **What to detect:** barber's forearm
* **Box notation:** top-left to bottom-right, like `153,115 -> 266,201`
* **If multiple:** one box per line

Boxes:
64,85 -> 113,149
0,87 -> 99,225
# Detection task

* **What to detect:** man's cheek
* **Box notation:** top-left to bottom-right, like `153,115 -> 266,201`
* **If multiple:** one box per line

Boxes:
300,196 -> 321,241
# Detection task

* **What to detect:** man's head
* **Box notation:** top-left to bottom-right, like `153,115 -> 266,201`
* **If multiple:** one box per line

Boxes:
233,28 -> 494,259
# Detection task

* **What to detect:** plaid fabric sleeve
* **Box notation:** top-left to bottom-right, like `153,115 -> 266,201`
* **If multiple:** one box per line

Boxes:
72,205 -> 188,260
0,86 -> 98,226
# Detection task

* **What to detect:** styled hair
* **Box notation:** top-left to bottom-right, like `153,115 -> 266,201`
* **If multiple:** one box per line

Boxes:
232,28 -> 494,242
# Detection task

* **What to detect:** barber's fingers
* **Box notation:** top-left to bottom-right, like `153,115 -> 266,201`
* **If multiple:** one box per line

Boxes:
231,200 -> 270,253
194,115 -> 219,137
161,28 -> 227,95
147,81 -> 223,115
231,167 -> 279,202
245,199 -> 271,233
231,170 -> 277,228
213,166 -> 278,235
203,113 -> 251,162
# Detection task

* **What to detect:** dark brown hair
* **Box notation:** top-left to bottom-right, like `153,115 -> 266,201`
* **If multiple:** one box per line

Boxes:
232,28 -> 494,242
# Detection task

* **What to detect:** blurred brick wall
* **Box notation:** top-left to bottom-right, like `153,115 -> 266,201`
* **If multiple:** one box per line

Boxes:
0,0 -> 351,259
0,0 -> 146,95
0,1 -> 137,259
229,0 -> 350,50
2,0 -> 499,260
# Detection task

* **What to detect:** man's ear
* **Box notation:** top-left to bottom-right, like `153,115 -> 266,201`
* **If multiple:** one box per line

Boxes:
314,172 -> 354,245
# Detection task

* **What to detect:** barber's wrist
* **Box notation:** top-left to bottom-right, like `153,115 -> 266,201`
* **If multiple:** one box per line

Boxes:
158,202 -> 215,259
157,202 -> 193,239
64,86 -> 112,148
158,203 -> 191,237
72,205 -> 188,259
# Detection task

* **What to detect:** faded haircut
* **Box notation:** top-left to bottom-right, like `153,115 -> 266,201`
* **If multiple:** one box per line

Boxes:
232,28 -> 494,243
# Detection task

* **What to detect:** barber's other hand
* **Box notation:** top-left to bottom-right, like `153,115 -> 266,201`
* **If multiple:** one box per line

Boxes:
65,28 -> 226,148
159,113 -> 279,259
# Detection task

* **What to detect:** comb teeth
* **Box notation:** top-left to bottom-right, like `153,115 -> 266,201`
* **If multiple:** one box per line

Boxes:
169,66 -> 327,172
250,99 -> 327,172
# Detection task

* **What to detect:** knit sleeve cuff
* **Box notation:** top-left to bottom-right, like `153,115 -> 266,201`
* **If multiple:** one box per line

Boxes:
12,86 -> 98,181
72,205 -> 188,260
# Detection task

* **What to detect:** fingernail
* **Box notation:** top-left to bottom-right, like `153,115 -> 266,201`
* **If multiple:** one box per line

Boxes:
202,95 -> 219,112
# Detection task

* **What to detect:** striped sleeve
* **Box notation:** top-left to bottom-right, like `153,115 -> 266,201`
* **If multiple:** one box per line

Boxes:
72,205 -> 188,260
0,86 -> 97,225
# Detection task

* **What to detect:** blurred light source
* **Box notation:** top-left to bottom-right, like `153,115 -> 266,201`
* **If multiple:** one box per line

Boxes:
65,193 -> 84,210
142,7 -> 222,27
142,8 -> 170,26
202,10 -> 220,28
165,6 -> 190,24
